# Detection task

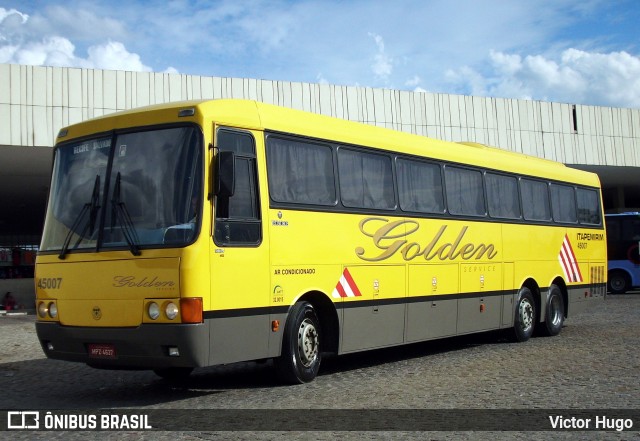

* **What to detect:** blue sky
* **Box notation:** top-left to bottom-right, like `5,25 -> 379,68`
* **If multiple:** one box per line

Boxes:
1,0 -> 640,108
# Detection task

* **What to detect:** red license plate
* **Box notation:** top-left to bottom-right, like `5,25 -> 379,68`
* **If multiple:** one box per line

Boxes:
88,343 -> 117,359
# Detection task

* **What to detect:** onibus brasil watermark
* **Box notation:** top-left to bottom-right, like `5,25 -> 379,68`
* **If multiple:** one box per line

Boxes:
6,411 -> 151,430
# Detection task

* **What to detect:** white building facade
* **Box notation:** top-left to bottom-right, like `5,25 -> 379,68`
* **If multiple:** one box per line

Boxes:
1,62 -> 639,245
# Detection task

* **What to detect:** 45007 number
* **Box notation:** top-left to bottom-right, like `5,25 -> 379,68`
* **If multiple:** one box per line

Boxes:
37,278 -> 63,289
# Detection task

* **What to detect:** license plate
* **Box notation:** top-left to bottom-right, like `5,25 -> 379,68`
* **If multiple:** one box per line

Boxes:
88,343 -> 117,359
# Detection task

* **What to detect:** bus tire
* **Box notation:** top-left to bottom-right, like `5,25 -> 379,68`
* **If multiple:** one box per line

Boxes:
608,271 -> 629,294
512,287 -> 536,342
275,301 -> 321,384
541,284 -> 564,336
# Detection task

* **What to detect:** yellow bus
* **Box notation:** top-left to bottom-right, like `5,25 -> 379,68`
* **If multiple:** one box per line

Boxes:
35,99 -> 607,383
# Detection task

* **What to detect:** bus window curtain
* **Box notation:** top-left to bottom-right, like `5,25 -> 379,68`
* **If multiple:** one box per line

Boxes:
486,174 -> 520,219
397,159 -> 444,213
445,167 -> 485,216
267,138 -> 335,206
339,149 -> 394,210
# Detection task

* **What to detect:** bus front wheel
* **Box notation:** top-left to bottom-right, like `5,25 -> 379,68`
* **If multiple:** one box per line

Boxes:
275,301 -> 322,384
512,287 -> 536,342
608,271 -> 630,294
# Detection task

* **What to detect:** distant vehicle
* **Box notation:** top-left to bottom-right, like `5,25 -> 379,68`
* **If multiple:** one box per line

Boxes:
605,213 -> 640,293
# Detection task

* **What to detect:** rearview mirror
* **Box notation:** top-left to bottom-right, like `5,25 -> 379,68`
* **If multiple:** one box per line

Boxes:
214,151 -> 235,197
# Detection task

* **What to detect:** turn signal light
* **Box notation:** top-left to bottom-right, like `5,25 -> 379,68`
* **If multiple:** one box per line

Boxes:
180,297 -> 203,324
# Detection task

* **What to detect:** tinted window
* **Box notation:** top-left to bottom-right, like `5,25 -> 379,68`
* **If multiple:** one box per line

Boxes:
486,173 -> 520,219
445,166 -> 485,216
338,148 -> 395,210
576,188 -> 600,225
521,179 -> 551,221
40,127 -> 204,253
397,158 -> 444,213
214,130 -> 261,246
550,183 -> 577,223
267,137 -> 336,206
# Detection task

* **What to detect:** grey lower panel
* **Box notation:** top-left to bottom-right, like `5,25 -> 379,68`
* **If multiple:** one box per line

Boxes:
502,293 -> 515,327
345,294 -> 515,351
35,321 -> 210,369
341,303 -> 405,353
406,298 -> 457,342
209,314 -> 275,365
457,295 -> 503,334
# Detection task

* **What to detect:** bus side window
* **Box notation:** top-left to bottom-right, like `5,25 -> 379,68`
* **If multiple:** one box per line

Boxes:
214,130 -> 261,246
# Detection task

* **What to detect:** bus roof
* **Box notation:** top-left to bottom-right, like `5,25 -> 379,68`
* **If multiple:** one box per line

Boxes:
58,99 -> 601,187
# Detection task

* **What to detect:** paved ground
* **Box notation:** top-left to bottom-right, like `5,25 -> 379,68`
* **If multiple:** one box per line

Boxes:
0,293 -> 638,440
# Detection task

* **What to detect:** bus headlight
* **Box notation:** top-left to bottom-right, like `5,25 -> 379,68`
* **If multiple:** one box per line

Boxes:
148,302 -> 160,320
38,302 -> 48,318
37,301 -> 58,320
48,302 -> 58,318
165,302 -> 179,320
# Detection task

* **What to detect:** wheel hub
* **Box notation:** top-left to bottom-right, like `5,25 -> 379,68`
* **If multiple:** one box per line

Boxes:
297,319 -> 318,367
519,300 -> 534,331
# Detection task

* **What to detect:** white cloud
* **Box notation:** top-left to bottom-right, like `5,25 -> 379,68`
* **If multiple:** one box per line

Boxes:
13,36 -> 77,66
0,44 -> 16,61
86,41 -> 151,71
1,1 -> 638,109
0,6 -> 154,72
316,73 -> 329,85
0,7 -> 28,24
447,48 -> 640,108
368,32 -> 393,80
405,75 -> 421,88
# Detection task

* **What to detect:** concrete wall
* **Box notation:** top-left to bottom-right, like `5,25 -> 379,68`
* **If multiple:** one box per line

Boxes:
2,63 -> 640,167
0,278 -> 35,312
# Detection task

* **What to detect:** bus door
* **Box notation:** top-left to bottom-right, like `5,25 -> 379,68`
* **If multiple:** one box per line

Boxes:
208,127 -> 270,365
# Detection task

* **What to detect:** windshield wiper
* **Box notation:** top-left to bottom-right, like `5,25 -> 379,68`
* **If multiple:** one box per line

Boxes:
110,172 -> 141,256
58,175 -> 101,260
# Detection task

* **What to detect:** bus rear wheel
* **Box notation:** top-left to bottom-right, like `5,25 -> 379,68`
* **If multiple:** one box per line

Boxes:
608,271 -> 630,294
512,287 -> 536,342
275,301 -> 321,384
540,284 -> 564,336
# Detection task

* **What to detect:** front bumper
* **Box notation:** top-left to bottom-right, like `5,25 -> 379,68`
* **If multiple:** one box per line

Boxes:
35,320 -> 210,369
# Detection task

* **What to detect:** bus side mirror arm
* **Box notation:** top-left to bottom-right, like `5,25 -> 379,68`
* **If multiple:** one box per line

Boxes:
214,150 -> 236,198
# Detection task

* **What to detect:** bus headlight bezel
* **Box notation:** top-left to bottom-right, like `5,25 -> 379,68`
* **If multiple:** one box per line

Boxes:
148,302 -> 160,320
37,301 -> 59,320
38,301 -> 48,318
165,302 -> 179,320
48,302 -> 58,318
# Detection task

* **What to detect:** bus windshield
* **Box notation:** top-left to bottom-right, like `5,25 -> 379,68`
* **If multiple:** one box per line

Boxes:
40,125 -> 203,255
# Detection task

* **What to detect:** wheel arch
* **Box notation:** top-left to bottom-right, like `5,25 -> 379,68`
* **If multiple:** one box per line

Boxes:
297,290 -> 340,355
